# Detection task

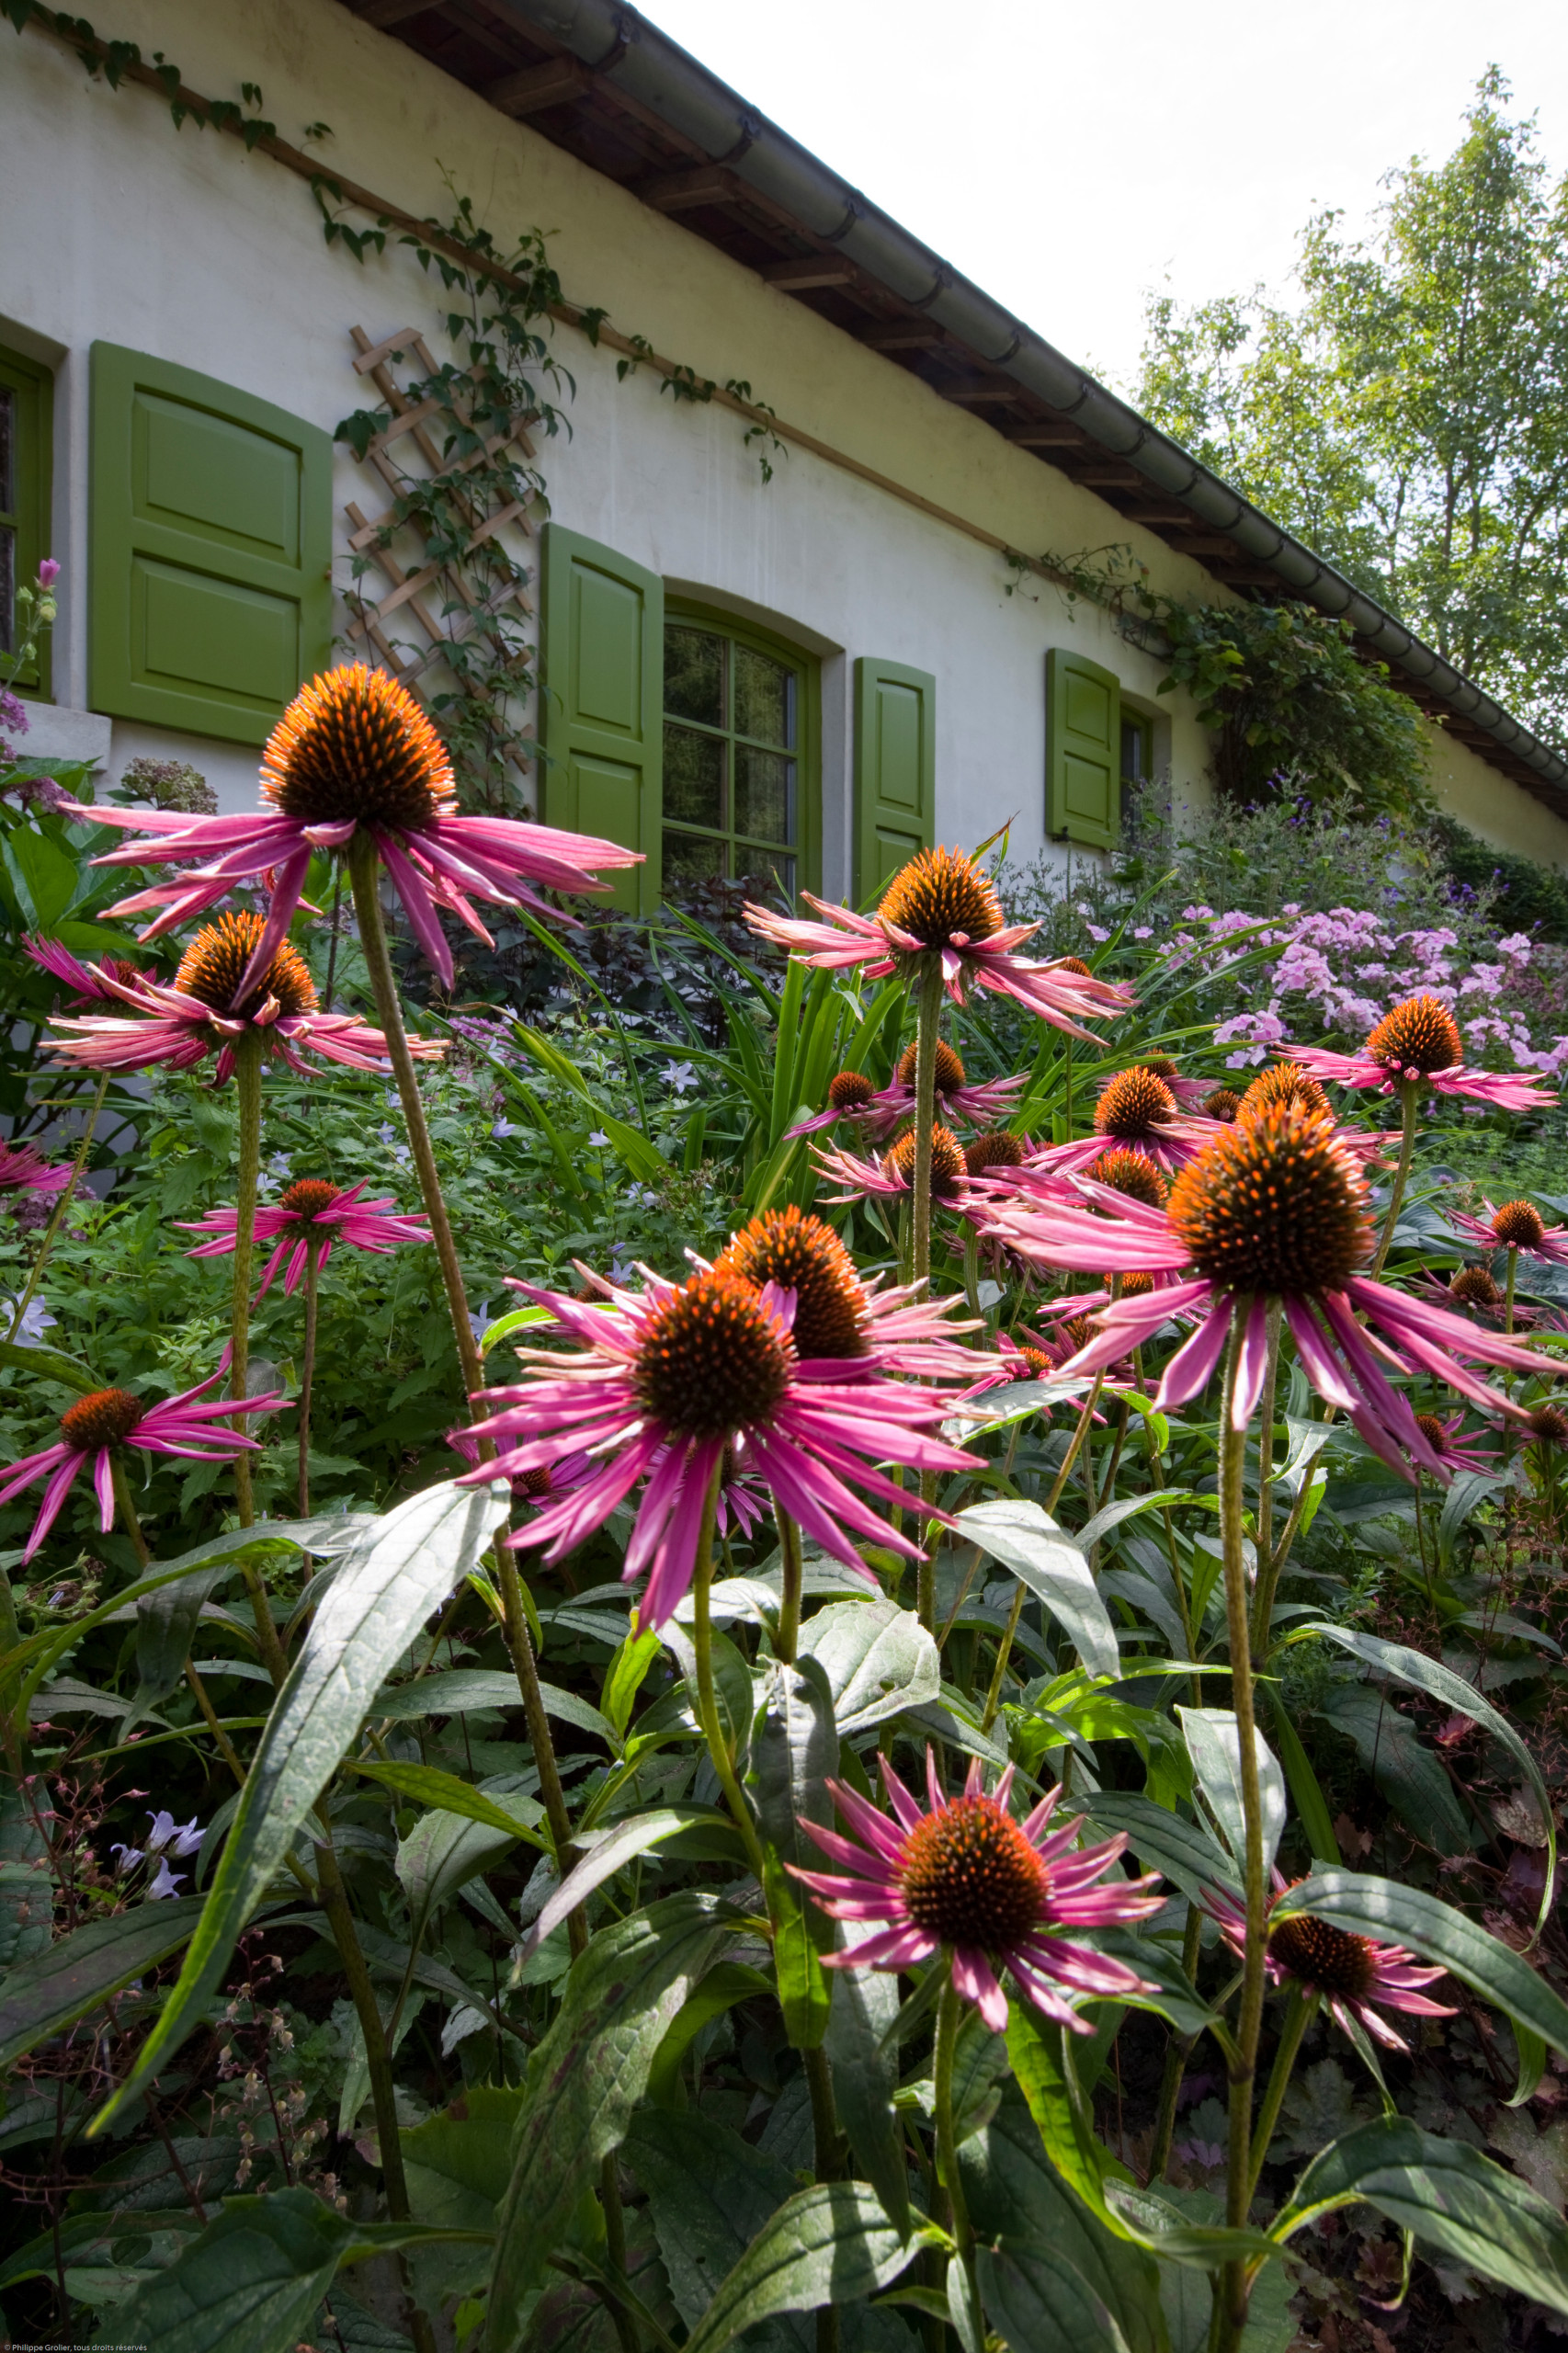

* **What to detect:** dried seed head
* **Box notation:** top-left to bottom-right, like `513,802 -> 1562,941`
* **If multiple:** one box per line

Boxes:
1238,1063 -> 1331,1125
1527,1404 -> 1568,1449
1365,994 -> 1462,1078
1203,1087 -> 1242,1123
826,1070 -> 877,1113
895,1038 -> 967,1094
878,847 -> 1003,950
1492,1200 -> 1547,1249
278,1178 -> 341,1222
1415,1413 -> 1449,1452
964,1131 -> 1028,1178
634,1269 -> 792,1439
1168,1105 -> 1372,1296
176,914 -> 318,1022
262,662 -> 455,828
1085,1148 -> 1169,1209
1268,1910 -> 1376,1999
887,1125 -> 967,1199
1093,1067 -> 1176,1142
897,1792 -> 1045,1948
60,1388 -> 144,1449
717,1207 -> 869,1360
1450,1266 -> 1502,1310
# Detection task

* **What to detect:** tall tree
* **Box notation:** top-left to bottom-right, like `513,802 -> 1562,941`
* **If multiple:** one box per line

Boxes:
1133,70 -> 1568,747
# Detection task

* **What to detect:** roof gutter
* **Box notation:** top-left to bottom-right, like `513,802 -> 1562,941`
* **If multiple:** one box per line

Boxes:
498,0 -> 1568,808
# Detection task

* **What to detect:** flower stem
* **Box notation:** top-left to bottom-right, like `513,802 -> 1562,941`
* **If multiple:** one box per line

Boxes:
1370,1081 -> 1417,1280
346,834 -> 574,1874
911,960 -> 945,1635
315,1826 -> 439,2353
692,1460 -> 765,1879
961,1224 -> 981,1319
110,1457 -> 150,1567
230,1030 -> 264,1529
1506,1245 -> 1518,1337
1146,1902 -> 1204,2184
933,1972 -> 973,2262
1216,1308 -> 1269,2353
298,1239 -> 322,1517
1245,1988 -> 1315,2204
1246,1305 -> 1285,1659
5,1073 -> 108,1344
776,1505 -> 804,1664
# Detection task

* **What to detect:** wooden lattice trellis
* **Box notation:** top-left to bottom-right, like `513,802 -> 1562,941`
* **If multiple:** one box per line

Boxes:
341,324 -> 542,794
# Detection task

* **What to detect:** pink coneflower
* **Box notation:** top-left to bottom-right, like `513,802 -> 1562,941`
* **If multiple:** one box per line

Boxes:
1290,995 -> 1556,1110
1010,1068 -> 1222,1191
1204,1871 -> 1453,2052
1237,1063 -> 1392,1166
64,665 -> 642,995
744,846 -> 1133,1039
1412,1264 -> 1545,1331
710,1204 -> 998,1383
456,1260 -> 979,1626
1449,1198 -> 1568,1267
814,1124 -> 982,1222
179,1177 -> 431,1302
0,1138 -> 74,1196
23,936 -> 140,1005
983,1103 -> 1550,1478
787,1041 -> 1026,1139
46,912 -> 424,1084
792,1752 -> 1162,2033
0,1373 -> 281,1562
1412,1410 -> 1499,1478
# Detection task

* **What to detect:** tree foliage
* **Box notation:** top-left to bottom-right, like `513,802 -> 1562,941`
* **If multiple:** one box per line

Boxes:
1134,68 -> 1568,747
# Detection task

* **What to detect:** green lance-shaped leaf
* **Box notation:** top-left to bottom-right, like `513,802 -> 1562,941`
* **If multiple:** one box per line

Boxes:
485,1891 -> 731,2353
1082,1790 -> 1241,1901
513,1807 -> 743,1972
824,1921 -> 910,2238
1275,1871 -> 1568,2081
750,1654 -> 838,1866
955,1500 -> 1119,1678
975,2244 -> 1153,2353
345,1758 -> 547,1847
1074,1486 -> 1199,1555
677,2183 -> 925,2353
115,2185 -> 490,2353
624,2109 -> 801,2347
960,2085 -> 1164,2353
398,1810 -> 521,1952
796,1597 -> 939,1733
1297,1623 -> 1555,1933
1102,2182 -> 1281,2269
131,1562 -> 230,1719
1267,1690 -> 1341,1864
1276,2115 -> 1568,2313
373,1666 -> 617,1746
0,1895 -> 207,2072
92,1477 -> 510,2134
1314,1682 -> 1473,1857
1177,1705 -> 1288,1881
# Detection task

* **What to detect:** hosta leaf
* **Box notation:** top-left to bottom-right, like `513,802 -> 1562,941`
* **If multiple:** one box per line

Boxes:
956,1501 -> 1119,1679
485,1892 -> 731,2353
678,2184 -> 923,2353
0,1896 -> 206,2071
1277,2115 -> 1568,2312
1177,1707 -> 1287,1880
1276,1871 -> 1568,2081
93,1478 -> 510,2132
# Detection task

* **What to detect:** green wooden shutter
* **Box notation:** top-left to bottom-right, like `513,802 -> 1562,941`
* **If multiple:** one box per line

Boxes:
540,524 -> 664,915
88,344 -> 331,746
1046,649 -> 1120,848
853,657 -> 935,903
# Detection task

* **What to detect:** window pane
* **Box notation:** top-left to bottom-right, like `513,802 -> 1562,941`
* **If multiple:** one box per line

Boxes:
664,722 -> 725,830
0,389 -> 13,520
0,525 -> 13,656
733,644 -> 793,746
735,851 -> 795,901
665,624 -> 725,727
664,829 -> 725,886
735,747 -> 794,846
1120,718 -> 1147,783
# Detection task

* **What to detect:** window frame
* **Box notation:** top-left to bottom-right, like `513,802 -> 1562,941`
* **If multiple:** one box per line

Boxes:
0,341 -> 53,701
661,600 -> 821,898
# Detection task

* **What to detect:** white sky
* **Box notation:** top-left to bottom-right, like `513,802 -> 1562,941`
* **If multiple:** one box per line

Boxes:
636,0 -> 1566,393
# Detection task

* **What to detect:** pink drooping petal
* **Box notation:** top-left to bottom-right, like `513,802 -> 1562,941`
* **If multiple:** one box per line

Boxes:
23,1449 -> 90,1563
1233,1295 -> 1272,1429
91,1446 -> 116,1530
1154,1297 -> 1233,1409
232,847 -> 314,1002
951,1947 -> 1011,2031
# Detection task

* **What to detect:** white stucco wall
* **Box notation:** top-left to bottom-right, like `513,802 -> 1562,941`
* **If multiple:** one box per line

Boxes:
3,0 -> 1563,887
